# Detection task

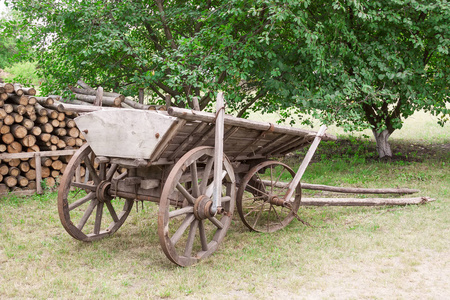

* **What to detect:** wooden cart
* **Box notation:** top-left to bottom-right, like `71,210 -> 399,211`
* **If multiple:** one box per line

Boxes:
57,93 -> 336,266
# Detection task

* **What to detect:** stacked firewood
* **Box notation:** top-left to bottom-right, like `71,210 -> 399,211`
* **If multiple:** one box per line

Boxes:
0,82 -> 84,192
0,80 -> 167,194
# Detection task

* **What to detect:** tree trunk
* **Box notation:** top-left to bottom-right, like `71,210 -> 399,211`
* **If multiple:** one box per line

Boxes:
372,129 -> 392,158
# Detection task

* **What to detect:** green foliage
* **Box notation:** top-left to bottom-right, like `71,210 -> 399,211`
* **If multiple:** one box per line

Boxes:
4,60 -> 40,86
5,0 -> 450,142
0,36 -> 17,69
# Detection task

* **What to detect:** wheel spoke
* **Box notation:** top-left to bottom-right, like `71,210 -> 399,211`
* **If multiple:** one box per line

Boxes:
271,204 -> 283,225
94,202 -> 104,234
246,183 -> 270,198
252,200 -> 266,228
77,199 -> 98,230
69,192 -> 95,211
274,167 -> 287,189
244,201 -> 265,218
190,162 -> 200,198
169,206 -> 194,219
176,183 -> 196,205
208,216 -> 224,229
184,220 -> 199,257
270,165 -> 274,193
170,214 -> 195,245
198,220 -> 208,251
199,157 -> 213,194
84,157 -> 100,184
267,204 -> 272,231
205,170 -> 227,198
71,182 -> 97,192
105,200 -> 119,222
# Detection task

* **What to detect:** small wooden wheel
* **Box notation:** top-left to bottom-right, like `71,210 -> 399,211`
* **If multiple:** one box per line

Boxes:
58,144 -> 133,242
237,161 -> 301,232
158,146 -> 235,267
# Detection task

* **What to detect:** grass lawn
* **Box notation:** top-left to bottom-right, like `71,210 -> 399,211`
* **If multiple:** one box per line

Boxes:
0,111 -> 449,299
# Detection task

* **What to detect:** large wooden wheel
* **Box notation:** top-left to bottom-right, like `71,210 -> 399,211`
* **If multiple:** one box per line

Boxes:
237,161 -> 301,232
158,146 -> 235,267
58,144 -> 134,242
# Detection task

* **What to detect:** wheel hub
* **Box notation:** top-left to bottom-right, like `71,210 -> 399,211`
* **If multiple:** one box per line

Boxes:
96,180 -> 113,203
269,194 -> 285,206
193,195 -> 215,220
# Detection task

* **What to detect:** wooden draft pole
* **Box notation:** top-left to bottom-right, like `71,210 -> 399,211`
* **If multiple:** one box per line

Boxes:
211,92 -> 225,215
284,125 -> 327,203
261,180 -> 420,195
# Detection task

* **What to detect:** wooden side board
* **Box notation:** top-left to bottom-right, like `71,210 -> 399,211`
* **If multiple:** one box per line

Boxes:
75,109 -> 178,159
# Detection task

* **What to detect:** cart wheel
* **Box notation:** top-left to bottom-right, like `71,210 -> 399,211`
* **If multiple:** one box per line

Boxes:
58,144 -> 133,242
158,146 -> 235,266
237,161 -> 301,232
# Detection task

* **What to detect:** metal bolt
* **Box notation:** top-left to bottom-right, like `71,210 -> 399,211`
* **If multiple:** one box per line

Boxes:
83,129 -> 88,134
155,133 -> 160,138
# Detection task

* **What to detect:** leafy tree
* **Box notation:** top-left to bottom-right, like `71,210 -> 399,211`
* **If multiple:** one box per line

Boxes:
6,0 -> 450,158
4,0 -> 266,112
213,0 -> 450,158
0,37 -> 17,69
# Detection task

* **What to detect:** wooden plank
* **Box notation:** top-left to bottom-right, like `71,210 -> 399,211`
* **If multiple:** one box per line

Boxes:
35,153 -> 42,194
267,135 -> 310,156
284,125 -> 327,202
167,122 -> 209,161
300,197 -> 435,206
212,93 -> 225,212
0,149 -> 77,160
76,109 -> 178,159
150,119 -> 187,162
168,106 -> 337,140
261,180 -> 420,194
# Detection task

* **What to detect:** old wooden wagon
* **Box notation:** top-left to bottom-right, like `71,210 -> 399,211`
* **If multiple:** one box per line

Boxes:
57,93 -> 336,266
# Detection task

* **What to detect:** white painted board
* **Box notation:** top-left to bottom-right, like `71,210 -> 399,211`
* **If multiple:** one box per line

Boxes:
75,109 -> 177,159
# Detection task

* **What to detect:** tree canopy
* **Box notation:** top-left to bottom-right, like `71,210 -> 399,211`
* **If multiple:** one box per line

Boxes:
5,0 -> 450,157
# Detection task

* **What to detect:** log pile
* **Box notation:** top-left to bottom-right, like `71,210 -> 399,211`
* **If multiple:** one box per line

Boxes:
0,80 -> 162,194
0,82 -> 84,193
58,80 -> 167,112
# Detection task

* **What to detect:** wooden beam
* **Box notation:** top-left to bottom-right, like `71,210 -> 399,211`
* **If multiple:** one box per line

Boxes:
168,106 -> 337,140
300,197 -> 435,206
261,180 -> 420,195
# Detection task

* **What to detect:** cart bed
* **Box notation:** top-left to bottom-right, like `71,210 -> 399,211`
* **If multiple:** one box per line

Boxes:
75,108 -> 336,163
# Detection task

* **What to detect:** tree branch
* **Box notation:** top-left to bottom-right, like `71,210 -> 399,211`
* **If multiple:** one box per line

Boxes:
155,0 -> 177,50
236,90 -> 267,118
144,23 -> 164,52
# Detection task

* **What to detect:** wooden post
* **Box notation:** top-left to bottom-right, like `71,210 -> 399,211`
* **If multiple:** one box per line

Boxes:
138,88 -> 144,104
192,96 -> 200,111
165,94 -> 171,110
212,92 -> 225,214
35,153 -> 43,194
94,86 -> 103,106
284,125 -> 327,202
